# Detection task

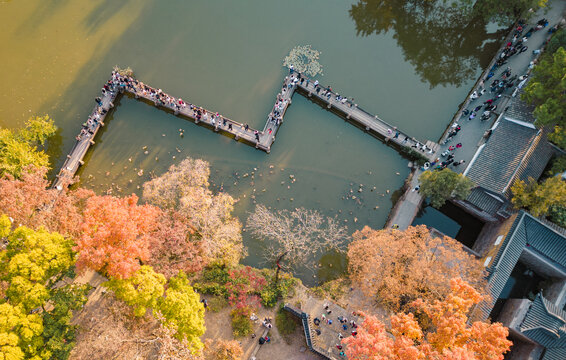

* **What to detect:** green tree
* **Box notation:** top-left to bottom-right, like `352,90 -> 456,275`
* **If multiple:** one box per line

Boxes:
548,126 -> 566,150
419,168 -> 475,208
546,29 -> 566,55
512,176 -> 566,216
548,205 -> 566,228
41,284 -> 89,360
548,154 -> 566,176
523,47 -> 566,127
0,116 -> 57,178
107,265 -> 166,317
157,271 -> 206,353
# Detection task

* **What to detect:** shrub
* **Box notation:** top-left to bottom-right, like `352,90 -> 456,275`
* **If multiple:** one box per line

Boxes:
207,295 -> 228,312
230,308 -> 253,337
260,272 -> 298,308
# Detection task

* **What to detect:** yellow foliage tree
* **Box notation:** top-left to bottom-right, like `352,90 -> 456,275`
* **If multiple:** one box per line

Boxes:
511,176 -> 566,216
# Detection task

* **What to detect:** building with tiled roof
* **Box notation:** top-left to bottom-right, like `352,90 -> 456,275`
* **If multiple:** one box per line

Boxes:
460,115 -> 554,222
478,211 -> 566,360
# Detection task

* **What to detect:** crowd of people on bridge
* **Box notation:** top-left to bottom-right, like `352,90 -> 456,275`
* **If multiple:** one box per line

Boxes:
107,70 -> 257,138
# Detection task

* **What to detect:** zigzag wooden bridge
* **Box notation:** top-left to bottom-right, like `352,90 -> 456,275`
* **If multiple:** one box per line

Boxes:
53,69 -> 439,190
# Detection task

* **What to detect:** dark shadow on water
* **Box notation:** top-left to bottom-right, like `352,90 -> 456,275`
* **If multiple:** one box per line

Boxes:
15,0 -> 71,35
349,0 -> 508,88
316,249 -> 347,285
413,201 -> 484,248
82,0 -> 129,35
45,127 -> 64,180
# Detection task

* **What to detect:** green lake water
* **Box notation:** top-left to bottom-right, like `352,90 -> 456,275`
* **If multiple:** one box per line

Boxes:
0,0 -> 505,284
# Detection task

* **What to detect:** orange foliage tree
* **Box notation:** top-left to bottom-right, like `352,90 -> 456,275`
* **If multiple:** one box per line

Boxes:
343,278 -> 512,360
0,166 -> 92,237
74,194 -> 161,279
348,225 -> 487,310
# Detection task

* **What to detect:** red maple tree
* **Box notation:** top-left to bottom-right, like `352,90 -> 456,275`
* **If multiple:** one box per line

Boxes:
74,194 -> 161,279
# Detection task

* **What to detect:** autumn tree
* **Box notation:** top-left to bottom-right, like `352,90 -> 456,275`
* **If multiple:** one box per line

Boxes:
0,302 -> 44,360
206,339 -> 243,360
343,279 -> 511,360
246,204 -> 349,281
0,166 -> 92,238
74,194 -> 161,279
0,115 -> 57,178
143,157 -> 243,266
347,225 -> 486,311
157,271 -> 206,353
2,219 -> 75,312
147,210 -> 206,279
0,215 -> 80,360
523,46 -> 566,127
511,176 -> 566,217
419,168 -> 474,208
107,265 -> 166,317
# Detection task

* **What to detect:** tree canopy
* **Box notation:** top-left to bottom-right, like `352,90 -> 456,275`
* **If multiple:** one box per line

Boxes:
75,194 -> 161,279
108,265 -> 166,317
523,46 -> 566,127
143,157 -> 243,266
347,225 -> 486,311
419,168 -> 474,208
0,215 -> 79,360
158,271 -> 206,353
343,278 -> 512,360
0,166 -> 92,238
0,116 -> 56,178
511,176 -> 566,217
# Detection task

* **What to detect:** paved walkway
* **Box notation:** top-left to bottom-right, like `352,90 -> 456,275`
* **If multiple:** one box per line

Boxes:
386,1 -> 566,230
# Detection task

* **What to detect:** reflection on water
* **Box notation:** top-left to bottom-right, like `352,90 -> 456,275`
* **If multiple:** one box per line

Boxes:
350,0 -> 507,87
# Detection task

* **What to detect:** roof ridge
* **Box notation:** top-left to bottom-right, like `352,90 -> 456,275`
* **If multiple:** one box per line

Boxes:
503,129 -> 542,193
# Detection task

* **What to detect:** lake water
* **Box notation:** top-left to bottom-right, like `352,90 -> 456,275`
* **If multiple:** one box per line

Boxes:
0,0 -> 505,284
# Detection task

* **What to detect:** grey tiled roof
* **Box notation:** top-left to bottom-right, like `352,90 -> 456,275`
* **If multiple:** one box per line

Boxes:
480,212 -> 566,318
466,119 -> 544,197
520,294 -> 566,359
505,92 -> 537,124
466,187 -> 505,217
503,129 -> 555,198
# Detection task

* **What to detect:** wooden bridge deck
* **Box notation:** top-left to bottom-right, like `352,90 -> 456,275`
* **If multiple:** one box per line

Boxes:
54,69 -> 438,189
52,88 -> 118,189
